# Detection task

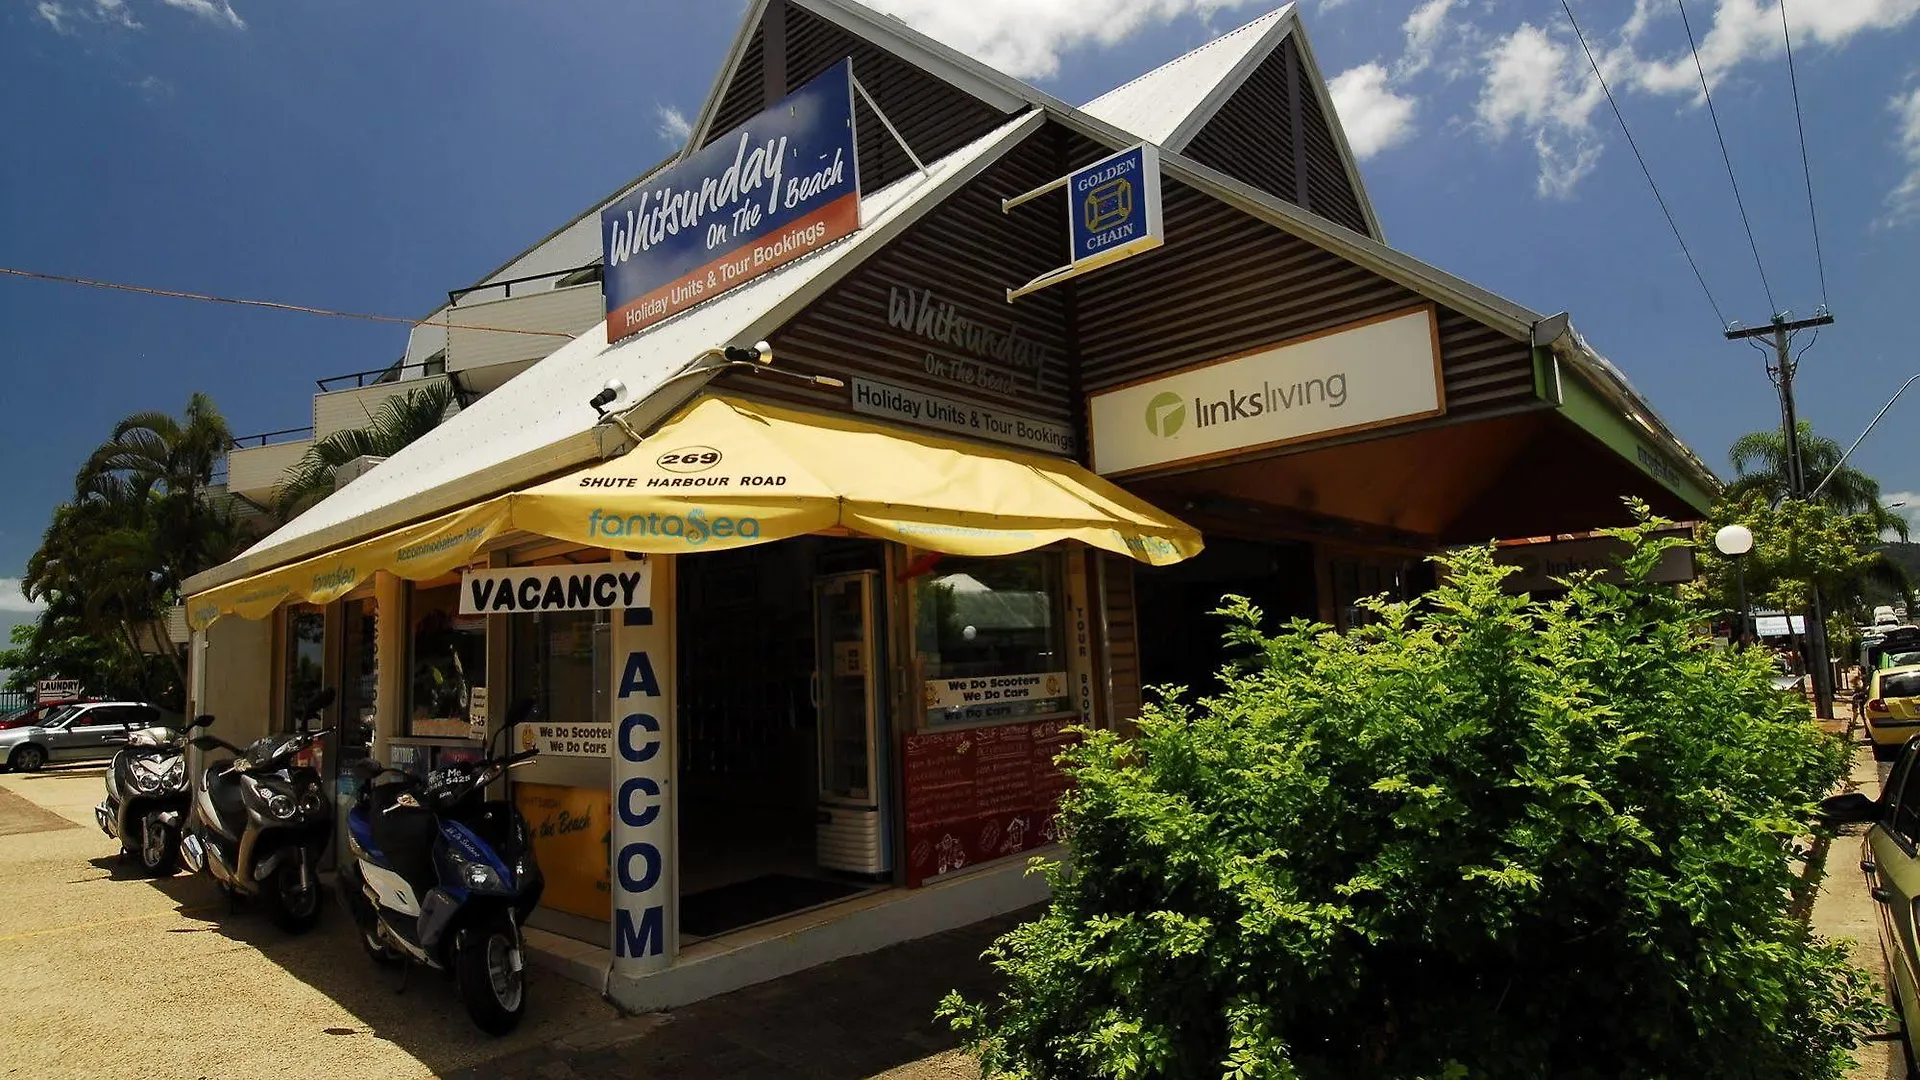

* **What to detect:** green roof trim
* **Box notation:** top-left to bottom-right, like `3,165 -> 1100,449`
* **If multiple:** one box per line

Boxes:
1558,371 -> 1713,514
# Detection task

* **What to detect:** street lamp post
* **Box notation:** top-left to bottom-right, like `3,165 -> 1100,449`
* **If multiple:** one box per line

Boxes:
1715,524 -> 1755,648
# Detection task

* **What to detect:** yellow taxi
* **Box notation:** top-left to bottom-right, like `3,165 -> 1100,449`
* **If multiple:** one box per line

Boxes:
1865,664 -> 1920,760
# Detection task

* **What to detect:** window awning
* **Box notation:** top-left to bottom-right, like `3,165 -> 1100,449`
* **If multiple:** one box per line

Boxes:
187,395 -> 1203,630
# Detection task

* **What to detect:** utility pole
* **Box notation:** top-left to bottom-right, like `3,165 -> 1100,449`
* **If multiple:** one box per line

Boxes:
1726,311 -> 1836,718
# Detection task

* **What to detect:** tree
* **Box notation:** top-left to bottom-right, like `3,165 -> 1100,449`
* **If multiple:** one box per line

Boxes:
1727,422 -> 1907,540
942,509 -> 1885,1080
16,394 -> 244,708
273,381 -> 456,518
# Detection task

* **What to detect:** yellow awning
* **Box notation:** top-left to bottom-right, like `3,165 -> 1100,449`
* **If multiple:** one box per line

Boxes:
188,395 -> 1201,629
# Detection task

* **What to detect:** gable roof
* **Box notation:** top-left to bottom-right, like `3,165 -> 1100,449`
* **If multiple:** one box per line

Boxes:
1080,7 -> 1291,148
188,113 -> 1045,593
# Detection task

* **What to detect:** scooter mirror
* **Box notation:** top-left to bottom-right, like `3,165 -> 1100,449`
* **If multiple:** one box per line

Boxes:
188,715 -> 215,730
189,734 -> 225,753
305,687 -> 337,714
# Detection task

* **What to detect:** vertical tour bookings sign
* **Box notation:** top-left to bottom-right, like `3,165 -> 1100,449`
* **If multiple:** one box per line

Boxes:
601,60 -> 862,342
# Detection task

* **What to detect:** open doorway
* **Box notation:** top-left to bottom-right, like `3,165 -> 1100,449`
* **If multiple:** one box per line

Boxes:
675,538 -> 888,941
1133,538 -> 1318,699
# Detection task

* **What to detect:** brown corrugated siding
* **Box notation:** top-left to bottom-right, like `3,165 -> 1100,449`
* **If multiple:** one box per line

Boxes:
1183,39 -> 1371,237
1292,43 -> 1370,235
1074,178 -> 1535,418
703,5 -> 1011,194
1182,41 -> 1297,211
1101,554 -> 1142,729
731,133 -> 1078,424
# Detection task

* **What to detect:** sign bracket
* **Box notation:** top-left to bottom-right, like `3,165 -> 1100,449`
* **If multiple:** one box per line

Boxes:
849,72 -> 928,180
1000,143 -> 1163,303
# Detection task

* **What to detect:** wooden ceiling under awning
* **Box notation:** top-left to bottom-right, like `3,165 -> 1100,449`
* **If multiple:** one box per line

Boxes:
1124,408 -> 1701,551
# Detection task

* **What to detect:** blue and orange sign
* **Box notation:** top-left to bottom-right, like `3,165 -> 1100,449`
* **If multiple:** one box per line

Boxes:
601,60 -> 862,342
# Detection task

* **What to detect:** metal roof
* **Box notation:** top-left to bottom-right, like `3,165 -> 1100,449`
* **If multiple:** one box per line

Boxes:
185,113 -> 1046,595
1079,6 -> 1292,147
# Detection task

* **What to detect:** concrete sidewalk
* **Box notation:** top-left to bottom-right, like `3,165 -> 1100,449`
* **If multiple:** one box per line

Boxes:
1809,717 -> 1907,1079
441,910 -> 1029,1080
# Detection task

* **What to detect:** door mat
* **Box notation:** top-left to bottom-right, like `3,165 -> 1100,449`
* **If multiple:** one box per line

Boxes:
0,786 -> 81,837
679,873 -> 866,938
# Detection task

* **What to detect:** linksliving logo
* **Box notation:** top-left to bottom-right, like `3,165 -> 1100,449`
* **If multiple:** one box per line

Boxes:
1144,391 -> 1185,437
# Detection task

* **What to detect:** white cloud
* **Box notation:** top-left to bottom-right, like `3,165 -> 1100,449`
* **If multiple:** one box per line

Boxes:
35,1 -> 72,32
1474,22 -> 1606,198
1881,84 -> 1920,227
0,580 -> 44,616
1329,62 -> 1419,158
158,0 -> 243,29
1398,0 -> 1456,78
654,104 -> 692,145
1465,1 -> 1920,198
91,0 -> 138,28
853,0 -> 1261,79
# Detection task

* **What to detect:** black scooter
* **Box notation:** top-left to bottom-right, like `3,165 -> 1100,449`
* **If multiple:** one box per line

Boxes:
96,715 -> 210,876
173,689 -> 335,933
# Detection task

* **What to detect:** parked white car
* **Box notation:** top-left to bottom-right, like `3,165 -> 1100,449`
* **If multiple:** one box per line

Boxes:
0,701 -> 161,772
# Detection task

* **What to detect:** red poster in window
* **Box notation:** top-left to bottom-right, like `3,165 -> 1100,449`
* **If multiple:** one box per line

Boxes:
903,720 -> 1078,887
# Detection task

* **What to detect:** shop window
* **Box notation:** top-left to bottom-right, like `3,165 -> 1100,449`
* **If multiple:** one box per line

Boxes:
510,610 -> 606,731
912,553 -> 1071,728
285,606 -> 326,732
339,599 -> 377,755
407,583 -> 487,737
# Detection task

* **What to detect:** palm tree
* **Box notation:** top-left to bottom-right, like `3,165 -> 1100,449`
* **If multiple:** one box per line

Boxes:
1727,422 -> 1909,540
273,381 -> 457,519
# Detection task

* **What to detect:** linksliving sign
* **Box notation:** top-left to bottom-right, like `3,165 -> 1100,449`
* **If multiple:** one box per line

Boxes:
601,60 -> 861,342
1088,306 -> 1445,475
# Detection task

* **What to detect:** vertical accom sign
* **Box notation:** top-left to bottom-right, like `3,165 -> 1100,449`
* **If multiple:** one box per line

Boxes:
610,557 -> 675,976
601,60 -> 862,342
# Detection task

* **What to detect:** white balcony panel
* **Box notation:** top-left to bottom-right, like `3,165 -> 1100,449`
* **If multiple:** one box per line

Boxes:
447,284 -> 602,377
312,376 -> 452,441
226,440 -> 312,502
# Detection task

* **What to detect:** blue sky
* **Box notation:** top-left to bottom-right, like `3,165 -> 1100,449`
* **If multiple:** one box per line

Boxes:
3,0 -> 1920,644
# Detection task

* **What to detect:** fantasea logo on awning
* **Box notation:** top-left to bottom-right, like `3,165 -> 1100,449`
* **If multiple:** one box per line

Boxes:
586,507 -> 762,546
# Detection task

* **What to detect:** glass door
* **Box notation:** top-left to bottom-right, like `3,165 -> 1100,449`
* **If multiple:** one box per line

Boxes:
815,571 -> 879,807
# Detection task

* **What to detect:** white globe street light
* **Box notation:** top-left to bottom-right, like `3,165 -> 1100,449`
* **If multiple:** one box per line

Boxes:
1713,524 -> 1754,557
1714,523 -> 1755,647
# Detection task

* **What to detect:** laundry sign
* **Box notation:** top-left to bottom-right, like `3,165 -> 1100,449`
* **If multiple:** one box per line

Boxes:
35,679 -> 82,703
460,561 -> 652,614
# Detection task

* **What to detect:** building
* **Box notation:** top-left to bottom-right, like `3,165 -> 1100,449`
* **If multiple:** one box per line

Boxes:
181,0 -> 1718,1010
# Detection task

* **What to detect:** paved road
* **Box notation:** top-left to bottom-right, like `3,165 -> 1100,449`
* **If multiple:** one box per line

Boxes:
0,765 -> 618,1079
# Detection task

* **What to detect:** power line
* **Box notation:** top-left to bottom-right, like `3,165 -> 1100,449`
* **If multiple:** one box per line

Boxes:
1674,0 -> 1777,316
1779,0 -> 1829,309
1560,0 -> 1730,330
0,266 -> 574,338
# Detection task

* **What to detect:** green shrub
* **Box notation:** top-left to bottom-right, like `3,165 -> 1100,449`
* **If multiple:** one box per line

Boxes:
942,513 -> 1885,1080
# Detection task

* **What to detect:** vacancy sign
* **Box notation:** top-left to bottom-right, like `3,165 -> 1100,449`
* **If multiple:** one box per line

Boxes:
1088,307 -> 1445,475
601,60 -> 861,341
461,561 -> 652,614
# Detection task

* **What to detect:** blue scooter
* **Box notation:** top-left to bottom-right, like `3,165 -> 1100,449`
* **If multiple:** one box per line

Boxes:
337,699 -> 544,1034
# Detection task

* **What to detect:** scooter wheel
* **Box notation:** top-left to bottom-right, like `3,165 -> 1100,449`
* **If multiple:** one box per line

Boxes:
456,915 -> 526,1036
264,856 -> 322,934
135,813 -> 178,877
